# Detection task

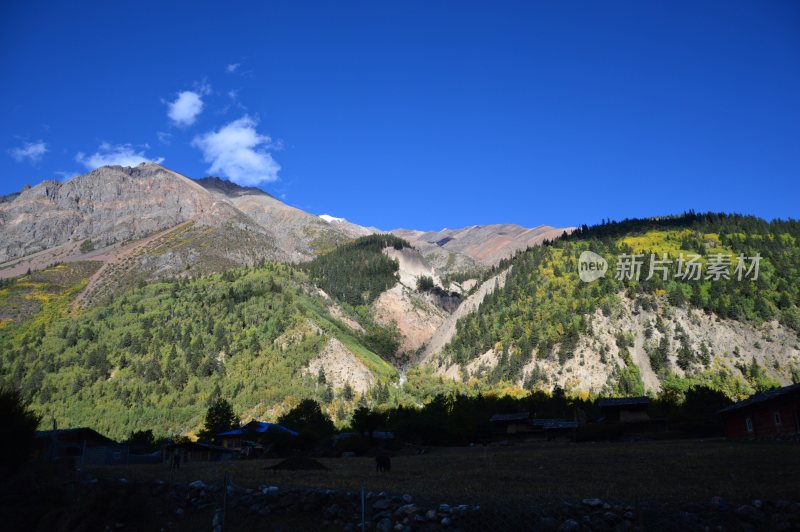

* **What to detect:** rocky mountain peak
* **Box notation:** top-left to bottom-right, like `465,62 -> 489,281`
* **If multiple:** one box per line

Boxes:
194,176 -> 271,198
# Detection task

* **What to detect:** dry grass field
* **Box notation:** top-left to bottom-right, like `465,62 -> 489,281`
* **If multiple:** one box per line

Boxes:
93,439 -> 800,507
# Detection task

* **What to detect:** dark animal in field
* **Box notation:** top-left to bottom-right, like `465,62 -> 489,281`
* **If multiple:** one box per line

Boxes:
375,453 -> 391,472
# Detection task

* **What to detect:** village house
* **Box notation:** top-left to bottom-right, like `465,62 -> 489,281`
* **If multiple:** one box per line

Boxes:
597,396 -> 651,423
717,383 -> 800,440
35,427 -> 127,466
334,430 -> 395,443
489,412 -> 578,439
532,418 -> 579,440
164,441 -> 237,464
490,412 -> 535,435
217,420 -> 298,457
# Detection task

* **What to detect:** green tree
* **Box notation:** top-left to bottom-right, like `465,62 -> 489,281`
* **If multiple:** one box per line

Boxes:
278,399 -> 335,439
416,276 -> 434,292
125,429 -> 156,451
302,234 -> 408,306
364,321 -> 402,360
341,383 -> 355,401
79,239 -> 95,253
351,406 -> 386,442
0,388 -> 41,471
198,397 -> 239,442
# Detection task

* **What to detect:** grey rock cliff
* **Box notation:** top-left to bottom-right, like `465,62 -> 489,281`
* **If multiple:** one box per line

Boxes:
0,164 -> 216,262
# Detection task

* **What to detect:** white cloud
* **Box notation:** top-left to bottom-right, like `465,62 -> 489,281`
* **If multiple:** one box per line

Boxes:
227,63 -> 240,73
192,116 -> 280,186
9,141 -> 48,163
156,131 -> 172,145
167,90 -> 204,127
76,143 -> 164,169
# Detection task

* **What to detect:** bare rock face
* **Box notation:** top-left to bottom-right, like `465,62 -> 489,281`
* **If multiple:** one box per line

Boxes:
430,293 -> 800,396
382,246 -> 441,288
306,337 -> 376,394
195,176 -> 371,261
0,163 -> 382,270
372,283 -> 449,357
0,164 -> 216,262
392,224 -> 575,266
0,163 -> 383,307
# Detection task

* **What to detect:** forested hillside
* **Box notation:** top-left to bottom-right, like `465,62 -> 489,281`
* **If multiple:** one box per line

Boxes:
302,234 -> 409,306
3,214 -> 798,439
443,213 -> 800,397
0,261 -> 397,439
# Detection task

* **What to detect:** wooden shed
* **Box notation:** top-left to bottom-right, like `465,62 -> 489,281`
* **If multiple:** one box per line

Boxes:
490,412 -> 534,434
717,383 -> 800,440
598,396 -> 651,423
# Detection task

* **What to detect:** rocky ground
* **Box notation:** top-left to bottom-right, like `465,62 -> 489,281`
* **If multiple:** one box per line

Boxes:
8,471 -> 798,531
79,439 -> 800,531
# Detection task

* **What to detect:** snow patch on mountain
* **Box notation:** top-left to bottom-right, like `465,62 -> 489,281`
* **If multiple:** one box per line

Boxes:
319,214 -> 346,224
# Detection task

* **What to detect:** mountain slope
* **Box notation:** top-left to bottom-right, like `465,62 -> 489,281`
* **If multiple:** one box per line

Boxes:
0,163 -> 377,306
1,164 -> 569,290
433,214 -> 800,399
0,261 -> 396,439
0,164 -> 222,263
371,246 -> 452,358
0,164 -> 380,266
195,176 -> 375,259
301,235 -> 461,361
4,163 -> 798,437
393,223 -> 574,266
420,266 -> 512,365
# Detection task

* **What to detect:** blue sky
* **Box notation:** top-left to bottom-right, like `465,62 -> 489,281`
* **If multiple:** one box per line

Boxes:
1,1 -> 798,230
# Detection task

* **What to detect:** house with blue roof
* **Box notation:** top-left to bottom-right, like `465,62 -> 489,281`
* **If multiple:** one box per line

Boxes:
217,420 -> 298,457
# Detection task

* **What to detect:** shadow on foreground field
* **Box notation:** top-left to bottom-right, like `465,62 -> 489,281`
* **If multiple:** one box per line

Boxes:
93,439 -> 800,505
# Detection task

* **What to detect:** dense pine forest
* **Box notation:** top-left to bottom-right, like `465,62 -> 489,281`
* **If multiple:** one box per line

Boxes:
301,234 -> 409,306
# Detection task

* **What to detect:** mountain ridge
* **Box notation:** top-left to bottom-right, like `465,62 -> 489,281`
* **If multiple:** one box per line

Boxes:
2,208 -> 799,439
6,166 -> 795,439
0,163 -> 569,299
392,223 -> 575,266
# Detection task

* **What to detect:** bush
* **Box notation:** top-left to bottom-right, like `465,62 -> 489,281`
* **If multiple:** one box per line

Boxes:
125,429 -> 156,452
79,239 -> 95,253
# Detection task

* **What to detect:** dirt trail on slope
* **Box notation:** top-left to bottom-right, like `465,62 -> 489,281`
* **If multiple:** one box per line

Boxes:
0,239 -> 118,279
72,222 -> 193,309
419,267 -> 511,364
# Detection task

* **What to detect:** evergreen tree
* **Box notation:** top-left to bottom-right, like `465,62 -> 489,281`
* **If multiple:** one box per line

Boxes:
278,399 -> 335,439
198,397 -> 238,442
0,388 -> 41,471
